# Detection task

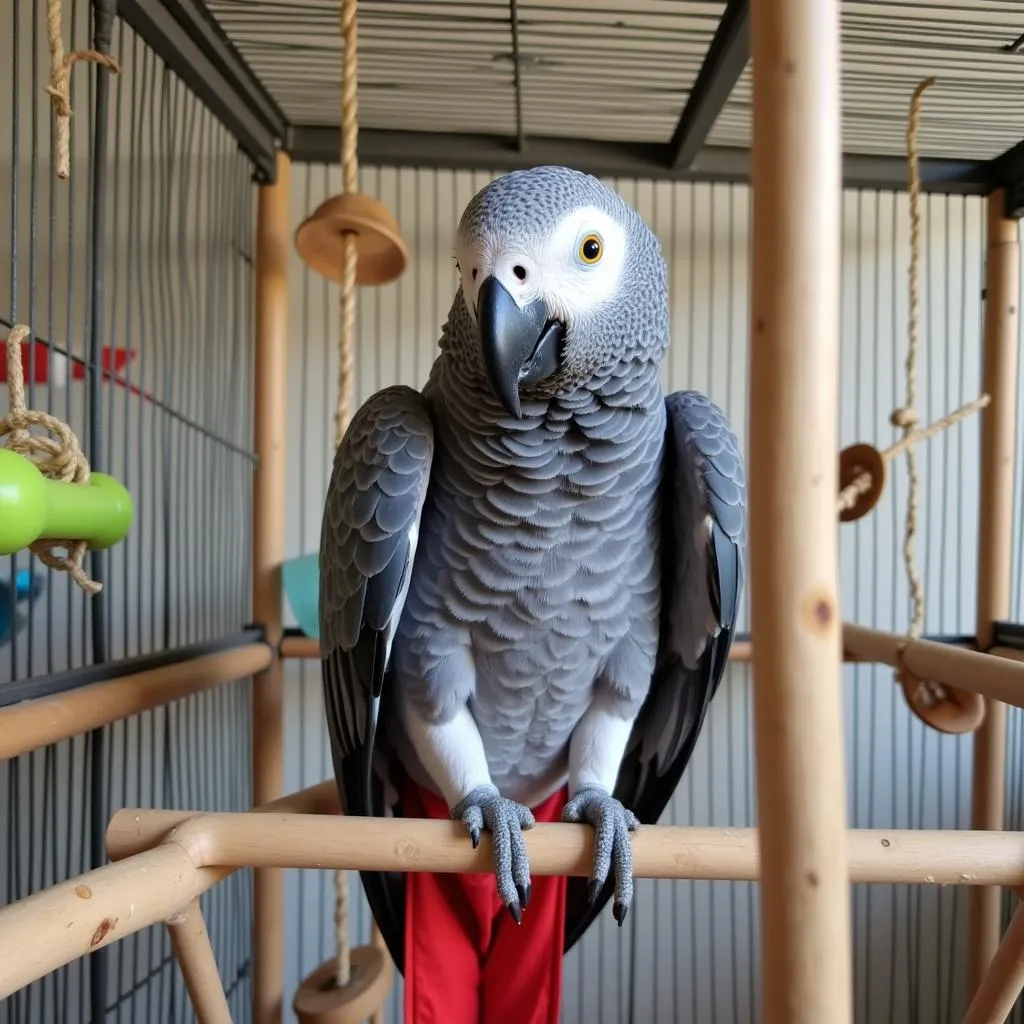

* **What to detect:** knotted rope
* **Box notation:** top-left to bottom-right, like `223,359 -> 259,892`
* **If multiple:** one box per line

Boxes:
896,77 -> 933,646
45,0 -> 119,180
1,326 -> 101,592
887,77 -> 987,710
45,0 -> 120,180
332,0 -> 360,989
334,0 -> 359,450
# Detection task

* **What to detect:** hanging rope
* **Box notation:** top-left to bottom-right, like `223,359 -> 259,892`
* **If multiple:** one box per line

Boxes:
891,77 -> 988,710
45,0 -> 120,180
334,0 -> 359,449
331,0 -> 360,990
1,325 -> 101,592
896,76 -> 933,644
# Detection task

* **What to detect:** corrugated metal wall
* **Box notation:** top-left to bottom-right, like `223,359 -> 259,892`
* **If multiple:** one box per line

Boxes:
281,164 -> 1024,1024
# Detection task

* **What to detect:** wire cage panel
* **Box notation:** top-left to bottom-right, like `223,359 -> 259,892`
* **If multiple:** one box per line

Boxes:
2,3 -> 260,1023
0,680 -> 253,1024
281,164 -> 1022,1024
0,0 -> 257,695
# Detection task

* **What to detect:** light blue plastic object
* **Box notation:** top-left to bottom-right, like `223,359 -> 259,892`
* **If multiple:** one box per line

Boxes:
282,551 -> 321,640
0,568 -> 46,646
15,568 -> 42,602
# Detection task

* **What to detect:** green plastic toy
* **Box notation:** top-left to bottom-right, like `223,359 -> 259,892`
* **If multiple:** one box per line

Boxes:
0,446 -> 134,556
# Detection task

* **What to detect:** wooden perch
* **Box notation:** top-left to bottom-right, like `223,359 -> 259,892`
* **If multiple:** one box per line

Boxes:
843,624 -> 1024,710
3,803 -> 1024,1000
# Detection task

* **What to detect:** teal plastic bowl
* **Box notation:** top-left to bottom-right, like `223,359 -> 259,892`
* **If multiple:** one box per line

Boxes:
282,551 -> 321,640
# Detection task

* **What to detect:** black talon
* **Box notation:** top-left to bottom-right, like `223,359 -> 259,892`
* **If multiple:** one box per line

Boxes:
613,902 -> 628,927
587,879 -> 602,904
470,829 -> 480,849
507,899 -> 522,925
517,883 -> 530,910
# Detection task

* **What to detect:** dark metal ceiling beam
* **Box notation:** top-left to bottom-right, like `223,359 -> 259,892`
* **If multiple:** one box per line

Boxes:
509,0 -> 526,152
985,138 -> 1024,217
285,126 -> 991,195
116,0 -> 287,182
668,0 -> 749,169
993,621 -> 1024,651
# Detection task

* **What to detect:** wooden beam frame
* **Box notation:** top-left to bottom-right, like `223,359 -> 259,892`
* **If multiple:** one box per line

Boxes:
251,150 -> 291,1024
968,189 -> 1021,998
748,2 -> 852,1022
962,895 -> 1024,1024
667,0 -> 749,169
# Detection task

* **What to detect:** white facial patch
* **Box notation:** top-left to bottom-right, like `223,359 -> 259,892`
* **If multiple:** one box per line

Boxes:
538,206 -> 628,324
457,204 -> 628,327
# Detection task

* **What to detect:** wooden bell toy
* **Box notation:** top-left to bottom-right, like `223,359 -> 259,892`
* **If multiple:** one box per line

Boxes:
295,193 -> 408,287
293,944 -> 392,1024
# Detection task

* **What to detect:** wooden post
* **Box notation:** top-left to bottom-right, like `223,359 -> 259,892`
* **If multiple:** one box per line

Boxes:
748,1 -> 853,1022
252,149 -> 291,1024
166,899 -> 233,1024
968,189 -> 1020,998
962,898 -> 1024,1024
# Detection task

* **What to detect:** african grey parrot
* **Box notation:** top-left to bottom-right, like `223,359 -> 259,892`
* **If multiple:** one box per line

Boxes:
318,164 -> 746,971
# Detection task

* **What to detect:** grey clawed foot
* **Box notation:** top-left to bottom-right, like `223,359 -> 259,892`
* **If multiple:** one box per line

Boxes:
452,784 -> 535,923
561,784 -> 640,926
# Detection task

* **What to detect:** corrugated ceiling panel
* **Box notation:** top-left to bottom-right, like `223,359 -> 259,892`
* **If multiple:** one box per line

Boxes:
204,0 -> 1024,161
204,0 -> 723,143
707,1 -> 1024,159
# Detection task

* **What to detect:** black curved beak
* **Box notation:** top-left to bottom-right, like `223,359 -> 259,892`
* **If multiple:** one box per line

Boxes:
476,276 -> 564,418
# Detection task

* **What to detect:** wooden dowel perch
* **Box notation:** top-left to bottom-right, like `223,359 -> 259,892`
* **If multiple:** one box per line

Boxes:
748,0 -> 852,1020
252,148 -> 291,1024
5,813 -> 1024,1002
106,779 -> 341,861
165,899 -> 232,1024
969,186 -> 1020,999
117,783 -> 341,1024
278,634 -> 758,662
0,643 -> 272,761
961,899 -> 1024,1024
843,625 -> 1024,710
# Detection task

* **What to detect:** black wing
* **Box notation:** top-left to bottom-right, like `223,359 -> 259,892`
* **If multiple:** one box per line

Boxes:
563,388 -> 747,952
319,384 -> 434,971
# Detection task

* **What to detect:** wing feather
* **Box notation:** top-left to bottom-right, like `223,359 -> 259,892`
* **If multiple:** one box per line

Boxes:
319,384 -> 434,972
563,388 -> 747,952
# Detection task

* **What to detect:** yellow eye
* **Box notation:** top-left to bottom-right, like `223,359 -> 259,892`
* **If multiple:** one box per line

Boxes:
578,233 -> 603,265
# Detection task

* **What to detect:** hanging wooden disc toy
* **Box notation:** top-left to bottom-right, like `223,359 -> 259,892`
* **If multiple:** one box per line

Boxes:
835,78 -> 988,736
291,0 -> 403,1021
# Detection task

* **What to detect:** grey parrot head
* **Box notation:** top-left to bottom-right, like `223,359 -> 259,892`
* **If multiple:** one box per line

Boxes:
451,165 -> 669,418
